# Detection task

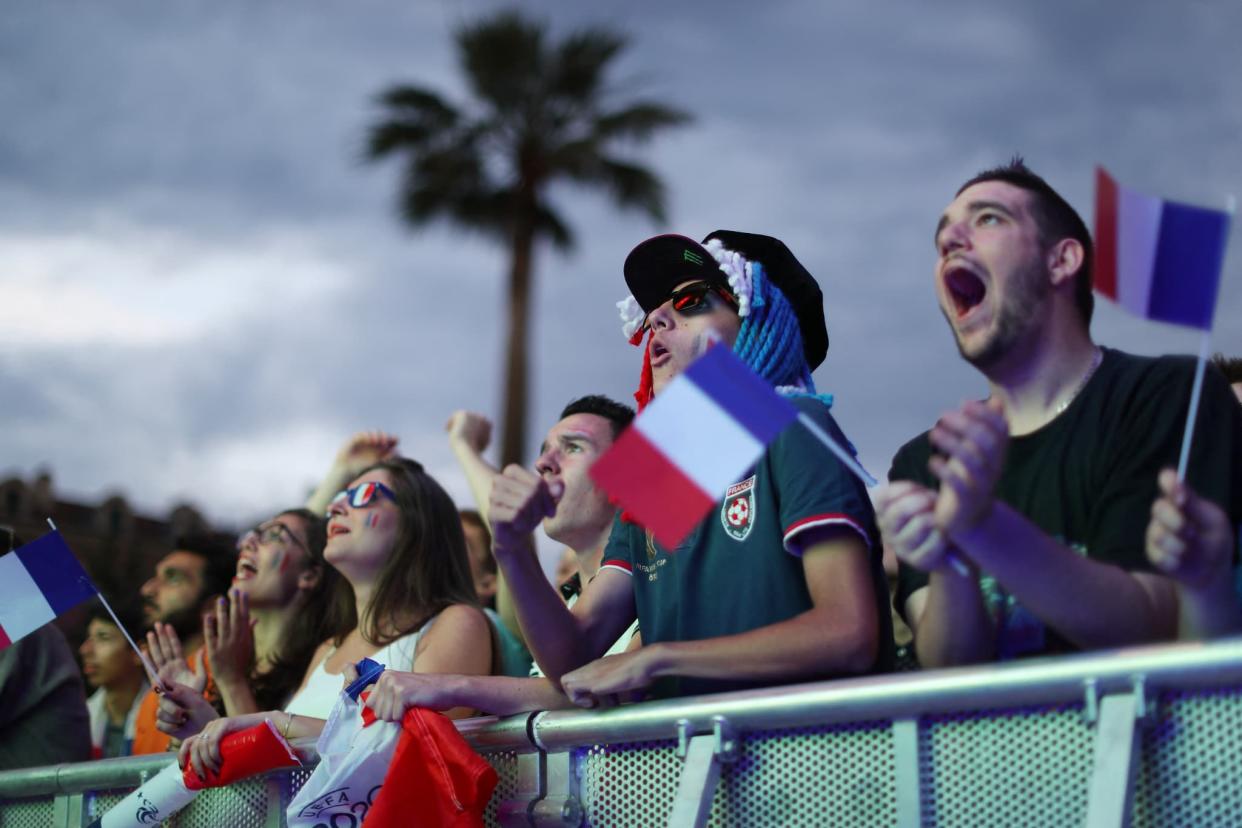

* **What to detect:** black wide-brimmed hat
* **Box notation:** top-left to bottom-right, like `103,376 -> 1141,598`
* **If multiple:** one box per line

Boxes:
622,230 -> 829,370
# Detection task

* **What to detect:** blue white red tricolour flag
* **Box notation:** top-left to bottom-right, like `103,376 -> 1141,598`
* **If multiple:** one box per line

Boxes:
590,342 -> 798,549
0,531 -> 97,650
1094,167 -> 1231,330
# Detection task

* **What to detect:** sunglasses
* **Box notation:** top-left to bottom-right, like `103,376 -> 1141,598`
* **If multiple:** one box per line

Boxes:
327,481 -> 398,517
642,281 -> 738,331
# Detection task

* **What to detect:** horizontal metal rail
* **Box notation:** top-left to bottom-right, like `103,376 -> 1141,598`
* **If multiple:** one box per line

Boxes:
2,635 -> 1239,801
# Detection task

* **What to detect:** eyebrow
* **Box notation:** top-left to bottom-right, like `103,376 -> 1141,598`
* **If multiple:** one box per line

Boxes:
934,199 -> 1018,247
558,431 -> 596,447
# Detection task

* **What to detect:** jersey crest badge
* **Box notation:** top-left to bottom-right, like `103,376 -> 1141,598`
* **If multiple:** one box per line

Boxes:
721,475 -> 757,541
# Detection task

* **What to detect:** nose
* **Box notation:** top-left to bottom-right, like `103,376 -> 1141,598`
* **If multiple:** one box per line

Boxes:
938,219 -> 971,257
79,638 -> 91,657
328,497 -> 348,518
644,300 -> 675,332
140,576 -> 157,598
535,448 -> 559,477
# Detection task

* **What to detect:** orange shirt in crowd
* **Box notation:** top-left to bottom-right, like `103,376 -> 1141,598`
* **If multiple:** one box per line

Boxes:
130,649 -> 216,755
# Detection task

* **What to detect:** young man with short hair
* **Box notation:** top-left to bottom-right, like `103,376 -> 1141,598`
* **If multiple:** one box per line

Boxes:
80,601 -> 148,758
356,397 -> 638,717
878,160 -> 1242,666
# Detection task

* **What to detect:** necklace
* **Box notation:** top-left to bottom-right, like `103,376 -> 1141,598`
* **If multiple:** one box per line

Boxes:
1055,347 -> 1103,416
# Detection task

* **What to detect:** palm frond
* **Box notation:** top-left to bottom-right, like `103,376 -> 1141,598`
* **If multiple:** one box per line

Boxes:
593,102 -> 692,144
457,11 -> 545,113
549,28 -> 627,102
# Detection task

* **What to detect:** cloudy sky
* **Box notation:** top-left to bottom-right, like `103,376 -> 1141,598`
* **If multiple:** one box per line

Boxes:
2,1 -> 1239,534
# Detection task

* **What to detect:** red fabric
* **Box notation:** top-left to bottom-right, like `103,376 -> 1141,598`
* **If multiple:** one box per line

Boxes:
632,330 -> 655,412
362,708 -> 497,828
182,721 -> 300,790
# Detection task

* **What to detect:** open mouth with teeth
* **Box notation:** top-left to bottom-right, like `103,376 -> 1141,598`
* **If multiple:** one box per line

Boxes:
328,524 -> 350,538
234,559 -> 258,580
944,266 -> 987,318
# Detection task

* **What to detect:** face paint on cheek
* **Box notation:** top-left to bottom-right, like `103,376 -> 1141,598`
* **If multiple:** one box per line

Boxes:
366,512 -> 380,529
275,549 -> 290,574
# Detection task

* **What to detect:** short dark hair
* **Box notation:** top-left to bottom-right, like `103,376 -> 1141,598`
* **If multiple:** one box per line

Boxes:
86,598 -> 146,640
559,395 -> 635,440
1211,353 -> 1242,384
957,157 -> 1094,325
172,532 -> 237,603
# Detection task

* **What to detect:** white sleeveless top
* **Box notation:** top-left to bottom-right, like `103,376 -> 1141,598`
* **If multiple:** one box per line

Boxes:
283,615 -> 437,718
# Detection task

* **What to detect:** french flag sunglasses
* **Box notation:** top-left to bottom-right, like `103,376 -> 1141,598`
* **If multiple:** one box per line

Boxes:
327,481 -> 397,517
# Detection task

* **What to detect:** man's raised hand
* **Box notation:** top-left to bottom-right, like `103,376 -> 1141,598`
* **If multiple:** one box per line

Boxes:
928,397 -> 1008,538
489,465 -> 562,554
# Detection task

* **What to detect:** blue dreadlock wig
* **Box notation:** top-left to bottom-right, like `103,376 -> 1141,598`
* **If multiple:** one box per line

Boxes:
733,261 -> 833,408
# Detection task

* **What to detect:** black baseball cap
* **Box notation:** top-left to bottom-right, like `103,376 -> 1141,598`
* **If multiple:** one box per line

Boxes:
622,230 -> 829,370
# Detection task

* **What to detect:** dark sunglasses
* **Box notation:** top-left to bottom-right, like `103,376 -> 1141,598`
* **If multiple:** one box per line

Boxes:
642,281 -> 738,331
327,481 -> 398,517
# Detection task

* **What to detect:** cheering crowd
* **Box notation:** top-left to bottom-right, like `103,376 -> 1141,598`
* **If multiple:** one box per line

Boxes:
2,160 -> 1240,780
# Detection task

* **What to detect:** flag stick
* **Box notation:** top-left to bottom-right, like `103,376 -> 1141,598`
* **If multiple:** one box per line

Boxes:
796,413 -> 971,576
796,412 -> 878,487
1175,331 -> 1212,482
47,518 -> 167,690
1176,192 -> 1234,481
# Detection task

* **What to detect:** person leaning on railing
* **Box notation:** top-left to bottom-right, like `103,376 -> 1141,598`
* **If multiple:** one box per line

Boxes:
177,457 -> 493,779
151,507 -> 354,740
877,160 -> 1242,667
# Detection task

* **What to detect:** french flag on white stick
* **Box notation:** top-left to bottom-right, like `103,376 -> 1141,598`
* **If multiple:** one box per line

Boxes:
1094,167 -> 1231,330
590,343 -> 798,549
0,531 -> 98,650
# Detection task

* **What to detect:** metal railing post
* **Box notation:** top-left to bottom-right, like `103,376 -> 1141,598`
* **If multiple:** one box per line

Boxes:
667,716 -> 739,828
893,717 -> 922,828
1083,677 -> 1151,828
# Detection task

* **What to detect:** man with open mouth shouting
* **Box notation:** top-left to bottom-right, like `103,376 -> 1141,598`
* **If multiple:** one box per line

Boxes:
877,159 -> 1242,666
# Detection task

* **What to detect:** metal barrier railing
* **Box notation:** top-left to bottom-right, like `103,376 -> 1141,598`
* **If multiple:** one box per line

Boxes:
3,636 -> 1242,827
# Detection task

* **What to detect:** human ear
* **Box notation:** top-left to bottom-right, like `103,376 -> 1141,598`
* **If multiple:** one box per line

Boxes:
1046,238 -> 1084,288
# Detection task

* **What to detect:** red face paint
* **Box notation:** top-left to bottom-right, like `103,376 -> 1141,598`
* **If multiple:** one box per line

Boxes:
276,548 -> 290,574
366,513 -> 379,529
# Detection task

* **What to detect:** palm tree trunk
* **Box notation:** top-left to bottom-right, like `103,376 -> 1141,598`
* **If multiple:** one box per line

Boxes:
499,216 -> 535,469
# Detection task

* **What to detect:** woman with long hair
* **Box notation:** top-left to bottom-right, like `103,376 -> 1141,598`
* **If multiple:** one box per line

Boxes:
178,457 -> 492,777
152,508 -> 354,734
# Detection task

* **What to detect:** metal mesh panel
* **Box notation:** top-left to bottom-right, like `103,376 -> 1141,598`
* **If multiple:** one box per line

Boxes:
578,738 -> 682,827
0,797 -> 54,828
1132,686 -> 1242,827
711,721 -> 895,828
85,788 -> 138,824
171,776 -> 271,827
481,750 -> 521,828
921,702 -> 1092,828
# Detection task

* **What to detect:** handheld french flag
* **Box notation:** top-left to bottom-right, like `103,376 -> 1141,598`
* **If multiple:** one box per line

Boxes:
590,343 -> 799,549
0,531 -> 97,650
1094,167 -> 1231,330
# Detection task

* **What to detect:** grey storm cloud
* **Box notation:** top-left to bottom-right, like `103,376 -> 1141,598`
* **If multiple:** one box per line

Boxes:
1,0 -> 1240,527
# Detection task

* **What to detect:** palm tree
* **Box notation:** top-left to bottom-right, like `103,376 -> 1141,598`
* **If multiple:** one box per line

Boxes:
365,10 -> 690,466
